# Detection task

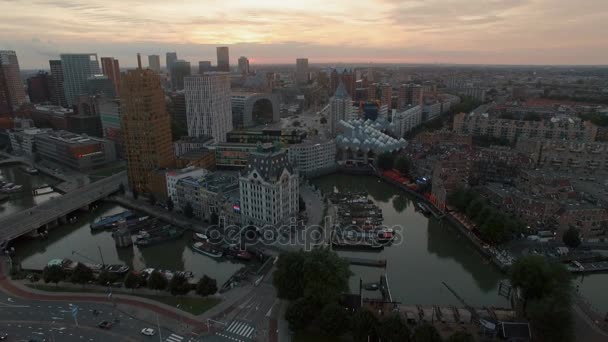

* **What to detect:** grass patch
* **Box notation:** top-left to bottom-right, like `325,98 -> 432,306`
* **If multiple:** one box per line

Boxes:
25,284 -> 220,315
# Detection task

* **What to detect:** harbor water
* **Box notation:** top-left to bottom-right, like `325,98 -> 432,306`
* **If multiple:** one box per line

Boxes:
0,165 -> 60,216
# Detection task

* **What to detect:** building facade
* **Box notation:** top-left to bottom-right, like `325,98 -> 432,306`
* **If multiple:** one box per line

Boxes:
100,57 -> 120,95
166,52 -> 177,72
231,92 -> 280,128
49,60 -> 67,108
239,150 -> 299,226
393,105 -> 422,137
0,50 -> 26,113
184,72 -> 232,142
329,82 -> 353,136
295,58 -> 309,84
287,139 -> 337,177
198,61 -> 212,74
216,47 -> 230,72
34,130 -> 116,171
170,60 -> 191,91
60,53 -> 100,107
148,55 -> 161,73
238,56 -> 250,75
165,166 -> 209,207
27,71 -> 53,103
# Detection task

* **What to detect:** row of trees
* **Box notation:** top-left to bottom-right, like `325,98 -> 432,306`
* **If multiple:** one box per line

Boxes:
41,265 -> 217,297
377,153 -> 412,175
509,256 -> 574,341
448,187 -> 525,244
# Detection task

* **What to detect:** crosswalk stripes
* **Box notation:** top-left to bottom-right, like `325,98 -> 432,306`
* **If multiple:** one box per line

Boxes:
165,333 -> 183,342
224,320 -> 255,339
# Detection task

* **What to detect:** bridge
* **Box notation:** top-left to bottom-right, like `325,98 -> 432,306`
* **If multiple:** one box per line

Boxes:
0,172 -> 127,249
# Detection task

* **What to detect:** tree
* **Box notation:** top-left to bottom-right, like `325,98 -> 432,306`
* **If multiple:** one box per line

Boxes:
299,195 -> 306,212
166,197 -> 174,212
273,251 -> 306,300
413,324 -> 442,342
70,263 -> 94,286
124,272 -> 140,291
169,273 -> 191,295
526,288 -> 573,342
320,117 -> 327,124
148,194 -> 157,206
183,203 -> 194,219
509,256 -> 555,301
446,331 -> 474,342
195,275 -> 217,297
118,183 -> 125,194
351,309 -> 378,342
42,265 -> 65,286
96,270 -> 118,286
465,198 -> 485,220
376,152 -> 394,170
378,314 -> 411,342
319,303 -> 351,336
147,270 -> 168,292
285,297 -> 316,332
563,227 -> 581,249
394,156 -> 412,175
132,188 -> 139,200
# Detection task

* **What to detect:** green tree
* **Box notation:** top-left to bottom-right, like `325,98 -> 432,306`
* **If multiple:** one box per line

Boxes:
446,331 -> 474,342
124,272 -> 139,291
70,263 -> 94,286
285,297 -> 316,332
377,152 -> 394,170
42,265 -> 65,286
413,324 -> 442,342
319,303 -> 351,336
465,198 -> 485,219
195,275 -> 217,297
147,270 -> 168,292
273,251 -> 306,300
183,203 -> 195,219
526,288 -> 573,342
563,227 -> 581,249
96,270 -> 118,286
394,156 -> 412,175
509,256 -> 572,302
392,194 -> 409,213
301,248 -> 352,306
479,214 -> 508,244
132,188 -> 139,200
351,309 -> 378,342
169,273 -> 191,295
378,314 -> 411,342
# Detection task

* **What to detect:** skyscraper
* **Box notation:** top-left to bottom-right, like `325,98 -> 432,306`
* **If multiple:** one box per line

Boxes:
170,60 -> 191,91
120,66 -> 174,195
100,57 -> 120,95
166,52 -> 177,72
49,60 -> 67,108
216,47 -> 229,72
60,53 -> 100,107
148,55 -> 161,73
329,82 -> 352,137
238,56 -> 250,75
27,71 -> 52,103
198,61 -> 212,74
184,72 -> 232,143
295,58 -> 309,84
0,50 -> 26,112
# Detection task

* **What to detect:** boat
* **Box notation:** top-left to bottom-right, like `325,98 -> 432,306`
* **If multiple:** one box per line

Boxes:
193,232 -> 209,241
376,228 -> 395,243
47,258 -> 79,271
33,185 -> 54,196
103,264 -> 130,274
134,225 -> 183,247
192,242 -> 223,258
82,262 -> 104,273
415,202 -> 432,216
1,183 -> 23,193
90,210 -> 137,230
22,167 -> 39,174
223,245 -> 253,261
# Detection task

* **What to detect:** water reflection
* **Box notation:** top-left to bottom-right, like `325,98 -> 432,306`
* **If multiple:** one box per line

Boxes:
0,166 -> 60,215
392,194 -> 411,213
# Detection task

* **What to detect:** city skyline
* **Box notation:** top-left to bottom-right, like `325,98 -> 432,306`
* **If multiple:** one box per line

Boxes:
1,0 -> 607,69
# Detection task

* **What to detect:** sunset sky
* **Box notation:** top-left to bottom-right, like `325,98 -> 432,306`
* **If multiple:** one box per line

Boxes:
1,0 -> 607,68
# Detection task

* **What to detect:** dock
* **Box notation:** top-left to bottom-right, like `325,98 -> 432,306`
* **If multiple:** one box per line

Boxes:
380,274 -> 393,302
342,257 -> 386,268
568,260 -> 608,274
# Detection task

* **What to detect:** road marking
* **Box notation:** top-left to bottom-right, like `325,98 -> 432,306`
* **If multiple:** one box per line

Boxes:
165,333 -> 184,342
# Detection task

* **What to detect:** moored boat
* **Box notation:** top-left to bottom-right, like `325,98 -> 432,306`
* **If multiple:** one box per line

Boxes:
192,242 -> 223,258
91,210 -> 136,230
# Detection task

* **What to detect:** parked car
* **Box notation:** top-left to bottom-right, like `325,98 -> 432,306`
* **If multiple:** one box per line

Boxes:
141,328 -> 156,336
0,333 -> 8,340
98,321 -> 112,329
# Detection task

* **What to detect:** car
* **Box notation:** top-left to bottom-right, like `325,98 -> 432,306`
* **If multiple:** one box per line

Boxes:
141,328 -> 156,336
0,333 -> 7,340
98,321 -> 112,329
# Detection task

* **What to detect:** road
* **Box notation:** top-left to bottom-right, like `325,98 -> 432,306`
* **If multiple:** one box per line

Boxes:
0,288 -> 198,342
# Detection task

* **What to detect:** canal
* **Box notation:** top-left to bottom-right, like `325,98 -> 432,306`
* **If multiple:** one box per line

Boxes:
0,165 -> 61,216
11,203 -> 244,285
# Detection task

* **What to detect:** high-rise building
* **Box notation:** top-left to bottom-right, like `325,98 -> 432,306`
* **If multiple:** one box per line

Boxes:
170,60 -> 191,91
60,53 -> 100,107
198,61 -> 212,74
216,47 -> 229,72
0,67 -> 11,115
100,57 -> 120,95
330,68 -> 355,97
184,72 -> 232,143
148,55 -> 161,73
86,75 -> 115,97
398,84 -> 424,109
238,56 -> 250,75
49,60 -> 67,108
0,50 -> 26,113
295,58 -> 309,84
239,149 -> 299,226
27,71 -> 52,103
329,82 -> 352,136
120,67 -> 174,195
166,52 -> 177,72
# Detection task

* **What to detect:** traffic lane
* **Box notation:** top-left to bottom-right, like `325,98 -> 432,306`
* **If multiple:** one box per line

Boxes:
1,320 -> 143,342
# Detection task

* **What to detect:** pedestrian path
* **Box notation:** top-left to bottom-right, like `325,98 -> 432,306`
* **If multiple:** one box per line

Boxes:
214,319 -> 255,341
165,333 -> 184,342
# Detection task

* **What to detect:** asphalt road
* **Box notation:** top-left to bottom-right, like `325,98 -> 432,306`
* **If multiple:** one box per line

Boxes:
0,290 -> 192,342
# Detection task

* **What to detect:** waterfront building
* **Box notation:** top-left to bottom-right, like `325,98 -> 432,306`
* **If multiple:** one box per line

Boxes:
49,60 -> 67,108
60,53 -> 100,107
238,56 -> 250,75
34,130 -> 117,171
184,72 -> 232,142
212,142 -> 270,168
198,61 -> 212,74
148,55 -> 161,73
165,166 -> 209,207
453,112 -> 598,143
393,105 -> 422,138
120,67 -> 174,196
100,57 -> 120,95
0,50 -> 26,113
231,92 -> 279,128
295,58 -> 309,84
329,82 -> 353,137
287,139 -> 337,177
166,52 -> 177,72
170,60 -> 191,91
175,172 -> 240,223
239,149 -> 299,226
8,128 -> 52,156
216,47 -> 230,72
27,71 -> 53,103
